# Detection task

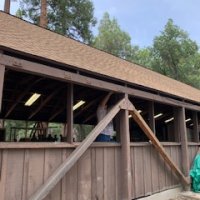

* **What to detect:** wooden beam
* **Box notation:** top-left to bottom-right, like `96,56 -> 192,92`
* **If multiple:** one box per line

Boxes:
129,106 -> 190,187
120,100 -> 132,199
1,54 -> 200,111
177,108 -> 190,177
5,78 -> 43,118
148,101 -> 155,133
28,86 -> 64,120
67,84 -> 73,143
192,111 -> 199,143
28,98 -> 124,200
0,65 -> 5,113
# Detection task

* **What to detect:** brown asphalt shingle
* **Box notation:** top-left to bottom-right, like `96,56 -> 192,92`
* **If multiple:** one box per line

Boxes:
0,11 -> 200,103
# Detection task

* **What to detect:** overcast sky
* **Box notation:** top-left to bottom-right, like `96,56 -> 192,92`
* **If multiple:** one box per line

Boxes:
0,0 -> 200,47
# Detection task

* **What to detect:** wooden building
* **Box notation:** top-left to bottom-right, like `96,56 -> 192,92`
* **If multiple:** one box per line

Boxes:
0,11 -> 200,200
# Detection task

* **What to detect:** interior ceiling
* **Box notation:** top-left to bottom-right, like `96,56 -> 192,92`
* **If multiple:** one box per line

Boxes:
1,69 -> 196,126
1,69 -> 109,124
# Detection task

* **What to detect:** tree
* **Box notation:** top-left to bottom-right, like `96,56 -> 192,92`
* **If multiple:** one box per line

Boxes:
151,19 -> 200,86
40,0 -> 47,28
131,47 -> 154,69
18,0 -> 96,43
4,0 -> 11,13
4,0 -> 17,13
93,12 -> 133,60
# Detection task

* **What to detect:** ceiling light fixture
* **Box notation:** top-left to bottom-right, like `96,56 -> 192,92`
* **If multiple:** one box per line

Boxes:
154,113 -> 163,119
165,117 -> 174,123
185,118 -> 191,123
73,100 -> 85,111
25,93 -> 41,106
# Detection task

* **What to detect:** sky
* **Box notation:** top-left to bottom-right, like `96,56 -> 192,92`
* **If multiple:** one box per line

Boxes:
0,0 -> 200,47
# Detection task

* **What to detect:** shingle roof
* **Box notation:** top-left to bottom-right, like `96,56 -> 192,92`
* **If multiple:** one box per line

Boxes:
0,11 -> 200,103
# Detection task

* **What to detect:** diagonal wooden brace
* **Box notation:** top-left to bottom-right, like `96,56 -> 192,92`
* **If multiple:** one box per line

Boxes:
28,98 -> 125,200
129,105 -> 190,187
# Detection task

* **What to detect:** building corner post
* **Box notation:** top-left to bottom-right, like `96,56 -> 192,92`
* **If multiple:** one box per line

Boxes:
120,94 -> 132,200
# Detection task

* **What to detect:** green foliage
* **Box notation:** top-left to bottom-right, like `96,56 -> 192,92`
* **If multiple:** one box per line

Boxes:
151,19 -> 200,87
131,47 -> 154,69
93,12 -> 133,60
18,0 -> 96,43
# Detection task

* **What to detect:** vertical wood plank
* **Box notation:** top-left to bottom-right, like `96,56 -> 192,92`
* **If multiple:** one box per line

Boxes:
4,149 -> 24,200
120,108 -> 132,200
130,147 -> 136,199
22,149 -> 30,200
134,146 -> 145,198
158,151 -> 166,191
143,145 -> 152,195
77,149 -> 92,200
91,147 -> 97,200
103,148 -> 116,200
115,147 -> 122,200
43,149 -> 62,200
0,149 -> 8,200
165,146 -> 172,188
61,149 -> 68,200
0,65 -> 5,113
65,149 -> 78,200
67,83 -> 73,143
27,149 -> 45,198
150,146 -> 159,193
95,148 -> 104,200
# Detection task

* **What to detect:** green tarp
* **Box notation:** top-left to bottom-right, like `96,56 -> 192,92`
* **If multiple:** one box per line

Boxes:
190,154 -> 200,192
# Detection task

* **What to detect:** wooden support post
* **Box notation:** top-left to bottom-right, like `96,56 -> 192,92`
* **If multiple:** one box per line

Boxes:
193,111 -> 199,143
0,65 -> 5,114
177,107 -> 190,179
129,106 -> 190,187
28,98 -> 124,200
120,97 -> 132,200
148,101 -> 155,133
174,108 -> 180,142
67,84 -> 73,143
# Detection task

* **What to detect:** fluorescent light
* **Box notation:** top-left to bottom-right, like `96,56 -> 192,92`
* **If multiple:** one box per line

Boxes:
73,100 -> 85,111
154,113 -> 163,119
165,117 -> 174,123
190,123 -> 194,127
185,118 -> 191,122
25,93 -> 41,106
138,110 -> 142,114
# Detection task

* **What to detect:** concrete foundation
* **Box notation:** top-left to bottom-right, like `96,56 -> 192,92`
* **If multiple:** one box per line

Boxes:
137,187 -> 182,200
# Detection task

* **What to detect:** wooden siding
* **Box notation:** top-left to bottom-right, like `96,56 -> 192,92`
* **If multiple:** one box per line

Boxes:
0,143 -> 192,200
188,144 -> 199,168
0,146 -> 122,200
130,143 -> 181,199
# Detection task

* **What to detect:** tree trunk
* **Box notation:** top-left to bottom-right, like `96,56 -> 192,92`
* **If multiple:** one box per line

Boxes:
4,0 -> 10,13
40,0 -> 47,28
